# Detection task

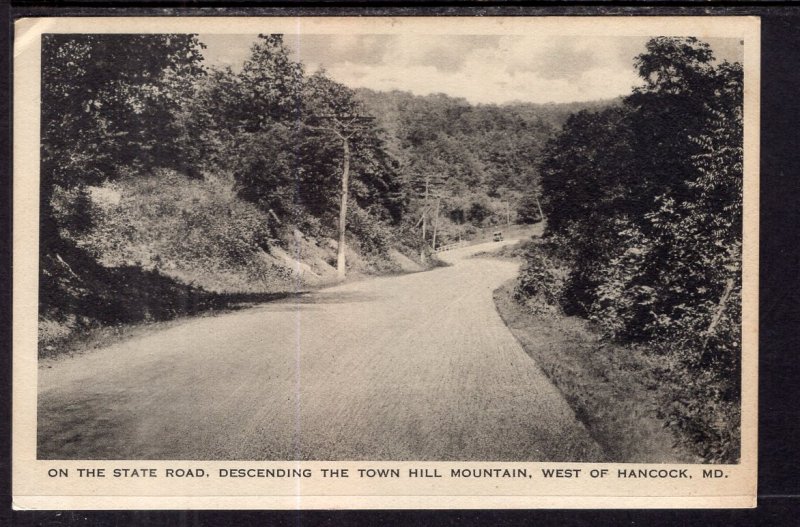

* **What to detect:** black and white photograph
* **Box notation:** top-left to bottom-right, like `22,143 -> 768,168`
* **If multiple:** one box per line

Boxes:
12,15 -> 759,510
36,31 -> 745,461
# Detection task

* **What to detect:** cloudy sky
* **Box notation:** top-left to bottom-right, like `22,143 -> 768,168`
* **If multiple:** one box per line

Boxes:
199,34 -> 743,105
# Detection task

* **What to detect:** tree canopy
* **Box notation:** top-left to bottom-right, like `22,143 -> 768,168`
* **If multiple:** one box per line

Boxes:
529,37 -> 743,462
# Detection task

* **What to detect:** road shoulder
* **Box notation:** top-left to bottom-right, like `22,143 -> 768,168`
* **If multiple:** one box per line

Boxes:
493,280 -> 697,463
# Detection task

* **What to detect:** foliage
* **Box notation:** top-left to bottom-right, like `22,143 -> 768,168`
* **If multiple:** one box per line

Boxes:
521,37 -> 743,462
70,170 -> 287,292
40,34 -> 208,332
355,89 -> 610,244
514,243 -> 566,317
516,193 -> 544,224
179,37 -> 404,234
346,202 -> 393,257
41,34 -> 206,192
39,33 -> 417,346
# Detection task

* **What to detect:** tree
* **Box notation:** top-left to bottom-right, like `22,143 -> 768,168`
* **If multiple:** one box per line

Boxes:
41,33 -> 206,241
202,45 -> 402,269
539,104 -> 635,314
531,37 -> 744,461
539,37 -> 739,325
304,73 -> 376,278
355,88 -> 567,241
42,34 -> 206,191
238,34 -> 305,126
40,34 -> 206,319
517,192 -> 544,224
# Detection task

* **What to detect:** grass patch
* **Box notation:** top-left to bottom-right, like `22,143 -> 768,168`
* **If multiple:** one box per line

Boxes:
493,280 -> 698,463
471,238 -> 538,260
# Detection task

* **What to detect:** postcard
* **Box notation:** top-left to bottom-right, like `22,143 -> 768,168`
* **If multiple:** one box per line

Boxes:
13,15 -> 759,509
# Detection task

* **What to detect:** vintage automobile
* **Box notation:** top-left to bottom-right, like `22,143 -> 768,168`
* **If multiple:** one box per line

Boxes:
493,231 -> 503,242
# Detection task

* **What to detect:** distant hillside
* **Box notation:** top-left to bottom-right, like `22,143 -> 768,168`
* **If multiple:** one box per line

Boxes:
357,88 -> 619,137
501,97 -> 624,130
354,88 -> 618,236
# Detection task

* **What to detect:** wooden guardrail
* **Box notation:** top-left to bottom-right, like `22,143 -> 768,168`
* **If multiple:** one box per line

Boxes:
432,223 -> 544,253
434,241 -> 468,253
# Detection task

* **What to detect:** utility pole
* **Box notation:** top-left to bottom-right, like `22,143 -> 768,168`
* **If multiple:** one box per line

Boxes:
505,200 -> 511,231
308,113 -> 374,280
337,136 -> 350,277
420,175 -> 430,264
432,196 -> 441,251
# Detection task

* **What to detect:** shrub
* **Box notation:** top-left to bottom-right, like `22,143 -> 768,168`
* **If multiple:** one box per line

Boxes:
513,243 -> 566,316
519,38 -> 743,462
657,346 -> 741,463
73,169 -> 281,293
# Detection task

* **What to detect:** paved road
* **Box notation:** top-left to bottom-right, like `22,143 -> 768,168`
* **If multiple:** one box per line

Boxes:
38,238 -> 603,461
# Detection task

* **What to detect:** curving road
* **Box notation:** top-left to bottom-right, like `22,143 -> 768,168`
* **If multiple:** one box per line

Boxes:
38,238 -> 603,461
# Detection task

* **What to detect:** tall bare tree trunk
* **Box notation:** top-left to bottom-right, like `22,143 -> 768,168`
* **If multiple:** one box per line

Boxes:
336,137 -> 350,279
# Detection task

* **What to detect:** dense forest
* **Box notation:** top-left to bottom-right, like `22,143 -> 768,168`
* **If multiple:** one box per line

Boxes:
513,37 -> 743,462
39,33 -> 601,348
355,89 -> 617,236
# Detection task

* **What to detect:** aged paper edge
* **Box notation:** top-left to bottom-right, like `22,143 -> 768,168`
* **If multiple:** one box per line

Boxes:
12,15 -> 760,510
